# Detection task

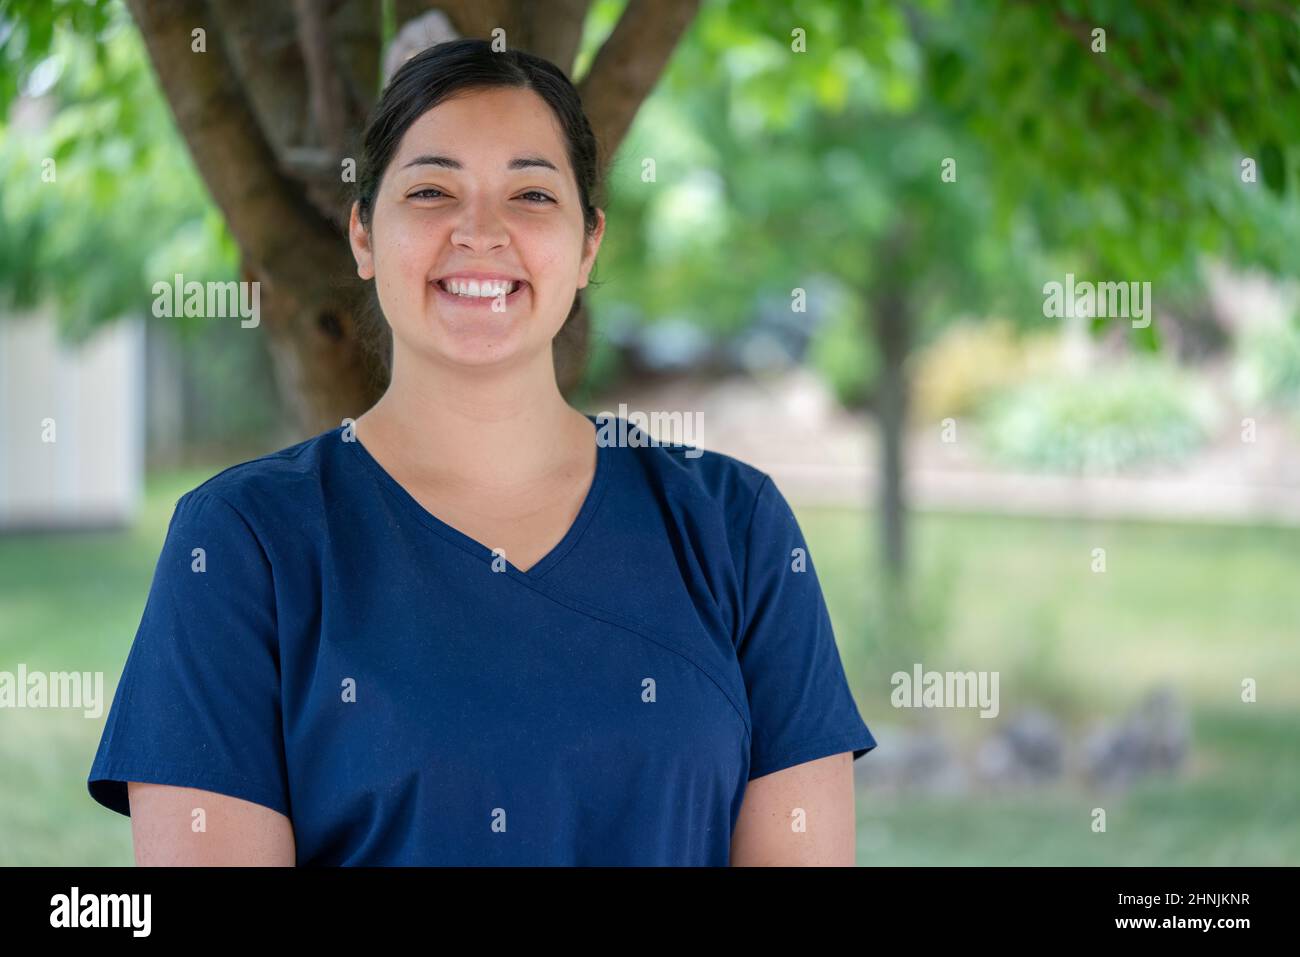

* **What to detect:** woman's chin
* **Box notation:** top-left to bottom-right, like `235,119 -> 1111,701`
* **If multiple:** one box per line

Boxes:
416,314 -> 541,368
433,307 -> 520,338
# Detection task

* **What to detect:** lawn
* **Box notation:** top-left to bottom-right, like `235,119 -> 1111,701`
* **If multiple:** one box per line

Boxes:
1,469 -> 1296,865
803,506 -> 1300,866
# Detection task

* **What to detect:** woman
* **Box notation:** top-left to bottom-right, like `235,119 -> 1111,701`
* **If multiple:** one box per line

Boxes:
87,38 -> 876,866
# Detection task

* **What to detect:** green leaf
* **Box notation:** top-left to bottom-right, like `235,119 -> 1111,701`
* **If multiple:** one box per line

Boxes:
1131,314 -> 1161,353
1259,141 -> 1286,195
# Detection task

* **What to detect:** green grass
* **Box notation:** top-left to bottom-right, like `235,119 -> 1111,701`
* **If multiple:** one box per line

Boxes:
801,506 -> 1300,865
852,707 -> 1300,866
1,473 -> 1296,864
0,468 -> 211,866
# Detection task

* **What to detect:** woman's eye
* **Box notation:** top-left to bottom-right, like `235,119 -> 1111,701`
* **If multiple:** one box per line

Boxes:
408,188 -> 553,203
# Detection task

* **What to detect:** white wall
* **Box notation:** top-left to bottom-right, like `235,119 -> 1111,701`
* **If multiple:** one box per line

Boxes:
0,309 -> 145,530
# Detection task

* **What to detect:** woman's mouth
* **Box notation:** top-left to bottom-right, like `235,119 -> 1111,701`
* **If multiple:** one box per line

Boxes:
432,277 -> 528,307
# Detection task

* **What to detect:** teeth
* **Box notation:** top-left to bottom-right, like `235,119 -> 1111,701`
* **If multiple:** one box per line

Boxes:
440,278 -> 518,297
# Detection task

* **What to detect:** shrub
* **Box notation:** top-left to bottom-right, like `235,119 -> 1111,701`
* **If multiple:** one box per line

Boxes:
977,358 -> 1219,474
1232,313 -> 1300,413
909,318 -> 1056,423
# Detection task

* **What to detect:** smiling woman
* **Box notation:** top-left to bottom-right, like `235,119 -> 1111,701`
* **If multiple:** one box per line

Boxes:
348,41 -> 605,376
351,84 -> 598,368
86,38 -> 876,867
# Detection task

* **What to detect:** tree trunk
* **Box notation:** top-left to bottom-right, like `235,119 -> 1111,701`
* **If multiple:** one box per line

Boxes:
869,226 -> 913,583
554,300 -> 591,398
253,271 -> 389,433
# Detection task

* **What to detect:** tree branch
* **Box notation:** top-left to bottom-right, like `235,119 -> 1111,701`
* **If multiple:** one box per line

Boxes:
125,0 -> 356,298
208,0 -> 311,158
404,0 -> 589,76
417,0 -> 516,42
577,0 -> 700,166
328,0 -> 382,124
293,0 -> 350,155
207,0 -> 351,228
514,0 -> 591,77
1051,7 -> 1172,115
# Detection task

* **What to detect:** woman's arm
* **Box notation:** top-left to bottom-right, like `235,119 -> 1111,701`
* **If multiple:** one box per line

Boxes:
127,782 -> 296,866
729,751 -> 858,866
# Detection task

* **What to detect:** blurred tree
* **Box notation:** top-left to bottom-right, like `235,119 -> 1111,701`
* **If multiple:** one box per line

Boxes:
900,0 -> 1300,579
603,0 -> 1300,593
685,1 -> 1300,585
0,3 -> 237,340
653,1 -> 1046,582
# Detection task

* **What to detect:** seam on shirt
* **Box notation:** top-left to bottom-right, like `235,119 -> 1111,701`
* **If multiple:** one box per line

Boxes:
495,573 -> 754,744
187,431 -> 321,500
747,728 -> 877,781
354,422 -> 611,582
353,447 -> 507,567
530,456 -> 612,581
734,472 -> 773,651
358,450 -> 752,741
354,431 -> 751,740
89,759 -> 292,819
185,490 -> 282,656
350,442 -> 753,741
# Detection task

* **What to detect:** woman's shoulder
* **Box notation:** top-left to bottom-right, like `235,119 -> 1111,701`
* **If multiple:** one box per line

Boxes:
597,413 -> 774,534
175,424 -> 345,525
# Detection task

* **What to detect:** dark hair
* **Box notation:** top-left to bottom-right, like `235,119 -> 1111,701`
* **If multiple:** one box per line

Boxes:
352,38 -> 604,375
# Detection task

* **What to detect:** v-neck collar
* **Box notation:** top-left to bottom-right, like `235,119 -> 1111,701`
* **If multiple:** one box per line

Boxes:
344,413 -> 611,580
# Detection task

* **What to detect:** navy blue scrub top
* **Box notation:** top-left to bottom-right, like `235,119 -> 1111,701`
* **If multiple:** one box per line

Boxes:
88,414 -> 877,865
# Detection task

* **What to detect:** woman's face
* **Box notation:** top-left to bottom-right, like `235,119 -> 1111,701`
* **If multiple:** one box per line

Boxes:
349,85 -> 604,370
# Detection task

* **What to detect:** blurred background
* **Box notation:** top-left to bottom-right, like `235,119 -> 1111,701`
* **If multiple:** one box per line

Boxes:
1,0 -> 1298,865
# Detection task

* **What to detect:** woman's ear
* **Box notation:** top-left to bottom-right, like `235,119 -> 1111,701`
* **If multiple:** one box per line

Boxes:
577,208 -> 605,289
349,201 -> 375,280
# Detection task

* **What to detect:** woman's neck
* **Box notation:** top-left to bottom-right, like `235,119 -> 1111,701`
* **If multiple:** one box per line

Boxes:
353,347 -> 591,493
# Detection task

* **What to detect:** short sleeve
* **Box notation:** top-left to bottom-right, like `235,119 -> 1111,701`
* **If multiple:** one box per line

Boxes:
737,474 -> 878,780
87,490 -> 292,818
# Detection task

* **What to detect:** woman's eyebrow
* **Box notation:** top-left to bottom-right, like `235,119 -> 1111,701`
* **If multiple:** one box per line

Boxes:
401,154 -> 559,173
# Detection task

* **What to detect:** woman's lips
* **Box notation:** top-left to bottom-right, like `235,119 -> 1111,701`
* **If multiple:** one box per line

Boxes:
431,280 -> 529,308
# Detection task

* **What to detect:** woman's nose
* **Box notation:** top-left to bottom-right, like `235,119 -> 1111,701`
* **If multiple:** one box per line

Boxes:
450,197 -> 509,252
